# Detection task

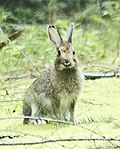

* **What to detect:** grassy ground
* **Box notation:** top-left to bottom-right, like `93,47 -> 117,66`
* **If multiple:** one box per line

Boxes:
0,77 -> 120,149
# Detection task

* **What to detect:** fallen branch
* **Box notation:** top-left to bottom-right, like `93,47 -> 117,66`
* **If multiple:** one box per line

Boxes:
1,71 -> 120,81
0,137 -> 120,146
0,134 -> 20,139
0,99 -> 23,103
84,72 -> 120,80
0,29 -> 24,50
0,116 -> 74,125
4,73 -> 37,80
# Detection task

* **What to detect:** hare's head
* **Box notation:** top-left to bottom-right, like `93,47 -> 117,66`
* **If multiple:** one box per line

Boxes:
48,23 -> 78,71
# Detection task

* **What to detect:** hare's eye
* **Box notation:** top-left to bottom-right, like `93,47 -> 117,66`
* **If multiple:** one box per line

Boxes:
73,51 -> 75,55
58,50 -> 61,56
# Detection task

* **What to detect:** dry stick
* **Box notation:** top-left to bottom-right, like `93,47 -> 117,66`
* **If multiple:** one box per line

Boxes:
0,99 -> 23,102
112,32 -> 120,64
0,116 -> 74,125
0,137 -> 120,146
0,128 -> 46,141
0,28 -> 41,74
4,73 -> 37,80
0,135 -> 20,139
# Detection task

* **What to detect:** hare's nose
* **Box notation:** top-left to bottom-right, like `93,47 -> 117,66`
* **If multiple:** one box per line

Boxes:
64,59 -> 71,66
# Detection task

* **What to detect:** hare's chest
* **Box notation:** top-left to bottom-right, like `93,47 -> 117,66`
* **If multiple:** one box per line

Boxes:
57,89 -> 74,108
58,79 -> 80,95
51,73 -> 81,99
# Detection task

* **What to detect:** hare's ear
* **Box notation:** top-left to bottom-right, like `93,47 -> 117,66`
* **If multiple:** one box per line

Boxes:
67,22 -> 74,43
48,25 -> 63,48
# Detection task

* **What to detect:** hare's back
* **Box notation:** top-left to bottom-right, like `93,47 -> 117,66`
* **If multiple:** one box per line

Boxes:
33,70 -> 51,93
25,70 -> 51,102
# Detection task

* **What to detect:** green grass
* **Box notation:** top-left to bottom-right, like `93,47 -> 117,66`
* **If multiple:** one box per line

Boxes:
0,24 -> 120,77
0,77 -> 120,149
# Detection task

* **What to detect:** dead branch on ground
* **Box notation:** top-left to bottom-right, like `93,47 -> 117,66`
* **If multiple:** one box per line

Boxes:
0,134 -> 20,139
0,116 -> 74,125
0,137 -> 120,146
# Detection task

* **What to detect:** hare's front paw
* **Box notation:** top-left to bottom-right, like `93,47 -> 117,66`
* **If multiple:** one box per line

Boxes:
28,119 -> 38,125
72,119 -> 79,125
28,119 -> 46,125
37,119 -> 46,125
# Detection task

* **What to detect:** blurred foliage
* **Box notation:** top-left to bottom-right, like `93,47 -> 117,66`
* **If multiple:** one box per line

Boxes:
0,0 -> 119,25
0,0 -> 120,76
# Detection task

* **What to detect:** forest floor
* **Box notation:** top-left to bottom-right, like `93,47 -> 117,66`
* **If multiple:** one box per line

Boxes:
0,77 -> 120,149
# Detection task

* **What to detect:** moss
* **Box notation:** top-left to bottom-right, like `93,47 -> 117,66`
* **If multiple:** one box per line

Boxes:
0,78 -> 120,148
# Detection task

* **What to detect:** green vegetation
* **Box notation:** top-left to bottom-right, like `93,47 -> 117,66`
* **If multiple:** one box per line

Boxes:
0,78 -> 120,148
0,0 -> 120,148
0,23 -> 120,76
0,1 -> 120,75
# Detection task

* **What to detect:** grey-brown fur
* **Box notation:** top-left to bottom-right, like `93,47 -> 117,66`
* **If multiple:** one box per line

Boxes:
23,23 -> 84,124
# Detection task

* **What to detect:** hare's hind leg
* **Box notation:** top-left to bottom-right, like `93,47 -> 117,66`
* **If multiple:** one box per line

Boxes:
23,103 -> 31,124
69,100 -> 75,123
23,103 -> 40,124
28,103 -> 38,124
29,103 -> 46,125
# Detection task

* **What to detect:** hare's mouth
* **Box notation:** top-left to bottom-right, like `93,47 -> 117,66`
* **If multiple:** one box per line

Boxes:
64,61 -> 71,67
63,59 -> 75,68
58,63 -> 75,70
56,58 -> 76,70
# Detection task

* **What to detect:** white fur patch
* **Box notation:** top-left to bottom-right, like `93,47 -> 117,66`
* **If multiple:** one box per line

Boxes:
58,89 -> 74,120
31,103 -> 38,117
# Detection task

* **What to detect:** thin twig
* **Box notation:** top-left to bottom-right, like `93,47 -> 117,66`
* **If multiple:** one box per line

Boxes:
4,74 -> 37,80
0,28 -> 41,74
0,116 -> 74,125
0,99 -> 23,103
112,31 -> 120,64
0,137 -> 120,146
0,29 -> 24,50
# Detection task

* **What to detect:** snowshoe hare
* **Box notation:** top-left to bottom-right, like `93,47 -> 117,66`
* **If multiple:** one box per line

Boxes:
23,23 -> 84,124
